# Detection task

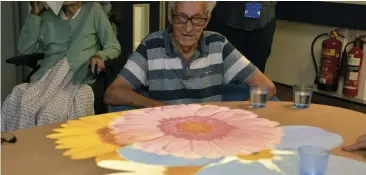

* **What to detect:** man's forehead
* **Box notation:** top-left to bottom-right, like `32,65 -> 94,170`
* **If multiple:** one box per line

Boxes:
174,2 -> 206,16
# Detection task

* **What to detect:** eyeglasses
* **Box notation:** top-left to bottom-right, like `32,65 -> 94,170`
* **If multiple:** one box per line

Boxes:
172,14 -> 208,26
1,132 -> 17,144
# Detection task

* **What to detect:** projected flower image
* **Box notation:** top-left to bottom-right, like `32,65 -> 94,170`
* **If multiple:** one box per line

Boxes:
47,105 -> 351,175
109,104 -> 283,159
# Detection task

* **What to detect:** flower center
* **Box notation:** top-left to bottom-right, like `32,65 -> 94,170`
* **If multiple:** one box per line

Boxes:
176,121 -> 213,134
158,116 -> 235,141
97,127 -> 119,146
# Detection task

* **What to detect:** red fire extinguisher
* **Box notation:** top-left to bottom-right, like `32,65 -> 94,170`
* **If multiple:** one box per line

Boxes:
313,31 -> 343,91
343,38 -> 364,97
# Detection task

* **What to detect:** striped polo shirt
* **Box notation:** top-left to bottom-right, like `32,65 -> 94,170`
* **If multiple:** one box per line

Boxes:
119,26 -> 258,104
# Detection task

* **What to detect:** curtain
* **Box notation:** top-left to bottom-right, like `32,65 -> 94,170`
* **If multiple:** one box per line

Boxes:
1,1 -> 29,102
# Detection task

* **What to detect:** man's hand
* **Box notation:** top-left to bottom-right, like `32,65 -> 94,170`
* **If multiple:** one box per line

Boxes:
89,54 -> 105,74
342,135 -> 366,152
30,1 -> 48,16
148,100 -> 168,108
245,70 -> 276,99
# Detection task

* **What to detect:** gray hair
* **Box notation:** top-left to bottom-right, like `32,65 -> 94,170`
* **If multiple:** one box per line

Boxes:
168,1 -> 217,15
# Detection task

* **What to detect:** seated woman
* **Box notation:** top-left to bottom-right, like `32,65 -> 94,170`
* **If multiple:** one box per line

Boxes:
1,1 -> 120,131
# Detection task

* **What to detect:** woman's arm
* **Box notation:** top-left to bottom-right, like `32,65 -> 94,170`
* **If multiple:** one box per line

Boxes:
94,3 -> 121,60
17,13 -> 44,55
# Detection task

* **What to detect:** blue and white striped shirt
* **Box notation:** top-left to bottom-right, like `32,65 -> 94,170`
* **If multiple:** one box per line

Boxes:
119,26 -> 258,104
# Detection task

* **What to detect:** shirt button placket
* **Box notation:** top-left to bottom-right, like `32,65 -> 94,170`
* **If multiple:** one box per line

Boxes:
68,26 -> 72,49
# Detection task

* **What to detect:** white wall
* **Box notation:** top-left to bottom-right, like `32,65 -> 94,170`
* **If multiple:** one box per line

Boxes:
133,5 -> 149,51
266,20 -> 366,102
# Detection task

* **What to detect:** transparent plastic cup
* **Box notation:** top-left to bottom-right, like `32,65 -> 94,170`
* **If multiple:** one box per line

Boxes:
293,85 -> 313,108
299,146 -> 330,175
250,85 -> 269,108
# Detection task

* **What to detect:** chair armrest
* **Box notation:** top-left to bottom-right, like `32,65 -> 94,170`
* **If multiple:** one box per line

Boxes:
93,56 -> 128,114
103,57 -> 127,86
6,53 -> 45,69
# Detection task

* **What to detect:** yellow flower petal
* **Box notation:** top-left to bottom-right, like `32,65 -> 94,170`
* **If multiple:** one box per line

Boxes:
164,166 -> 203,175
79,113 -> 122,125
237,149 -> 274,161
63,147 -> 89,156
47,132 -> 83,139
53,127 -> 99,134
63,143 -> 118,159
96,151 -> 125,162
55,144 -> 71,149
55,134 -> 101,145
48,110 -> 141,162
70,144 -> 120,160
62,120 -> 102,128
48,127 -> 100,138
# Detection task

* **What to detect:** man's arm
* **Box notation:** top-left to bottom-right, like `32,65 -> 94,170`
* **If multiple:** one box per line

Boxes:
245,70 -> 276,99
222,36 -> 276,99
104,76 -> 167,108
103,38 -> 167,108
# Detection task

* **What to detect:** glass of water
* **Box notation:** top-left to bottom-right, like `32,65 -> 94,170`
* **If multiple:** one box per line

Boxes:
299,145 -> 330,175
250,84 -> 269,108
293,84 -> 313,108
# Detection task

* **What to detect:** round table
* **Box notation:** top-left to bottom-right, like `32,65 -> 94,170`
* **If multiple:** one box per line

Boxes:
2,102 -> 366,175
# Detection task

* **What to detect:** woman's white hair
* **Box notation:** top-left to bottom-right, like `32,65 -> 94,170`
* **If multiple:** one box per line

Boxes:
168,1 -> 217,15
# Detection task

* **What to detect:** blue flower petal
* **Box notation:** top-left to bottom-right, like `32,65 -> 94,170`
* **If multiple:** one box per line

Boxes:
118,146 -> 224,167
277,126 -> 343,150
196,160 -> 276,175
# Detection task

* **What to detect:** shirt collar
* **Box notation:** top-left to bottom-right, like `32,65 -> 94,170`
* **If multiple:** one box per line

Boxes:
59,6 -> 82,20
163,25 -> 209,58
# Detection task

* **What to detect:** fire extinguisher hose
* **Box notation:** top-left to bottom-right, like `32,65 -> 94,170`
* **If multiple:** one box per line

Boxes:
311,33 -> 328,84
340,36 -> 366,77
311,30 -> 346,84
339,41 -> 354,77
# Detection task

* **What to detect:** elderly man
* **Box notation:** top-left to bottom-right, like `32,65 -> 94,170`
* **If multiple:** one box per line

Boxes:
104,1 -> 276,108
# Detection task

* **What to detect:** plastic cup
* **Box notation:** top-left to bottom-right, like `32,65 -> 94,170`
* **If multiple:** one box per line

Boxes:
299,146 -> 330,175
293,84 -> 313,108
249,84 -> 269,108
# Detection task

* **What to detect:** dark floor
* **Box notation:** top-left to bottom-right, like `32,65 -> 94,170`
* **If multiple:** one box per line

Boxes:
275,83 -> 366,114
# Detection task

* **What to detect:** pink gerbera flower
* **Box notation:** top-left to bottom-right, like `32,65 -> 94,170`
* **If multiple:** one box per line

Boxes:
109,104 -> 283,159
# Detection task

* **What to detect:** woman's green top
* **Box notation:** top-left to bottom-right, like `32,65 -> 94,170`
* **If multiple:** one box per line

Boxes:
18,2 -> 121,84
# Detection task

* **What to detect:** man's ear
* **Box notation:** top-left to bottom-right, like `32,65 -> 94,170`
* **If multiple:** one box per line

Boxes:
168,10 -> 173,25
204,13 -> 212,28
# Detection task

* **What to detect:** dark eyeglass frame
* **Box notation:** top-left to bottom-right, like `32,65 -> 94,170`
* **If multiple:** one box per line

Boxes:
171,9 -> 208,26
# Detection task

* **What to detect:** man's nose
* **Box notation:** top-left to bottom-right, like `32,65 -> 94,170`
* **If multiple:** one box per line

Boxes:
183,20 -> 194,32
